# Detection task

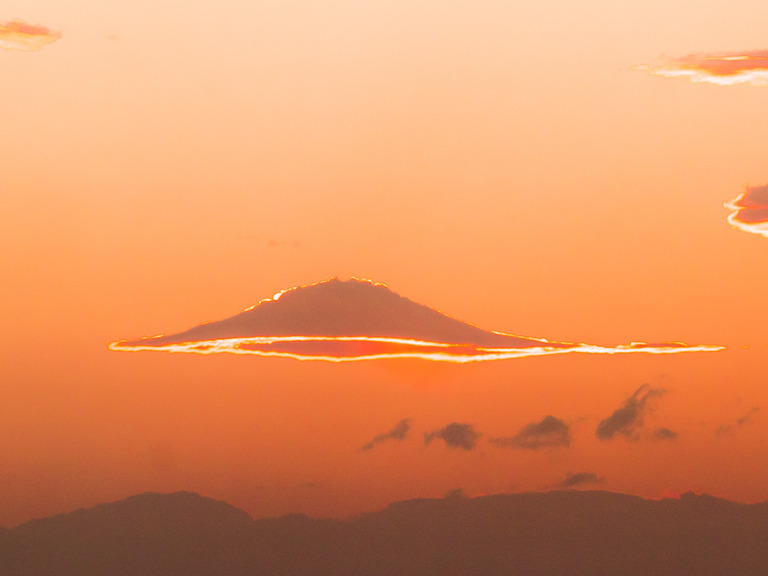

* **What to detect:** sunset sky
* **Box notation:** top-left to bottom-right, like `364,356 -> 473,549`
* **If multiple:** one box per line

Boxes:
2,0 -> 768,528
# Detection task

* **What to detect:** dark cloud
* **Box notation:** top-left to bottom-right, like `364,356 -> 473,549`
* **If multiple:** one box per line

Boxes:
716,407 -> 760,437
637,50 -> 768,86
490,416 -> 570,450
556,472 -> 604,489
362,419 -> 411,451
726,185 -> 768,239
444,488 -> 469,500
424,423 -> 479,451
653,427 -> 678,441
596,385 -> 667,440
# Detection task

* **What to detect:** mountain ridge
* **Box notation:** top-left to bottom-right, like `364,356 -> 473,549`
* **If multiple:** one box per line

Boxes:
3,489 -> 768,575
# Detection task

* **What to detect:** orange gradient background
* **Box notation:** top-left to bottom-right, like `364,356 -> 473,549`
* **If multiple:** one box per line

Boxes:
2,0 -> 768,527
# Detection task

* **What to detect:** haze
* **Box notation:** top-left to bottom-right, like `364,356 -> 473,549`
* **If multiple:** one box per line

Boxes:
2,0 -> 768,537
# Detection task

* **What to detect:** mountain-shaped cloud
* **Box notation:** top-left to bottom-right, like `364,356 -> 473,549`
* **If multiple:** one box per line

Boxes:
0,19 -> 60,51
636,50 -> 768,86
725,185 -> 768,238
110,277 -> 723,362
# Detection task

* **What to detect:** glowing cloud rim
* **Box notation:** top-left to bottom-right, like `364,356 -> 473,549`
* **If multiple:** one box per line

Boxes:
725,187 -> 768,238
109,278 -> 724,362
636,50 -> 768,86
0,19 -> 60,51
108,335 -> 723,363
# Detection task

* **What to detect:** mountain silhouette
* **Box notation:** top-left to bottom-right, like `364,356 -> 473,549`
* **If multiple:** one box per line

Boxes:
110,277 -> 722,360
114,277 -> 563,349
3,489 -> 768,575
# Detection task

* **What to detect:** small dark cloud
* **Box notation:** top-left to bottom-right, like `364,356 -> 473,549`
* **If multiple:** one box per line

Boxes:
653,427 -> 678,441
737,407 -> 760,426
424,423 -> 479,450
444,488 -> 469,500
362,418 -> 411,451
716,407 -> 759,437
490,416 -> 570,450
556,472 -> 604,489
596,384 -> 667,440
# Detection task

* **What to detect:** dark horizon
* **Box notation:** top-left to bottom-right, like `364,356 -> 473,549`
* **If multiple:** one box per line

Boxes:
4,488 -> 768,575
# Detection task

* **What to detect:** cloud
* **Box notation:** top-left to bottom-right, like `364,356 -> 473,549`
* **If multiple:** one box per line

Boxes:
596,385 -> 667,440
0,19 -> 60,51
653,427 -> 678,441
444,488 -> 469,500
110,277 -> 724,363
636,50 -> 768,86
362,419 -> 411,451
556,472 -> 604,489
489,416 -> 570,450
424,423 -> 479,451
725,185 -> 768,239
716,407 -> 760,437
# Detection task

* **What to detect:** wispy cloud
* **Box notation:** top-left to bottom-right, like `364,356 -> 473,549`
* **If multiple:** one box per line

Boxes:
556,472 -> 604,489
716,407 -> 760,437
0,19 -> 60,51
362,419 -> 411,451
652,427 -> 678,441
424,423 -> 479,451
636,50 -> 768,86
596,385 -> 667,440
725,185 -> 768,239
489,416 -> 570,450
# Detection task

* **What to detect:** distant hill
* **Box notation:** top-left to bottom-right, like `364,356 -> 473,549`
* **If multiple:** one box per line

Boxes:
3,489 -> 768,575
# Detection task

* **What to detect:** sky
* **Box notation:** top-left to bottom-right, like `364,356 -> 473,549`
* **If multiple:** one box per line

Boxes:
2,0 -> 768,527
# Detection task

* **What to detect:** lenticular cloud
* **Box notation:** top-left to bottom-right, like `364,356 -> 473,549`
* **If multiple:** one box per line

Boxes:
110,277 -> 723,362
725,185 -> 768,238
636,50 -> 768,86
0,19 -> 60,51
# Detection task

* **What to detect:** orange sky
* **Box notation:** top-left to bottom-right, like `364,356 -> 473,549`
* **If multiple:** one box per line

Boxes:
2,0 -> 768,527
